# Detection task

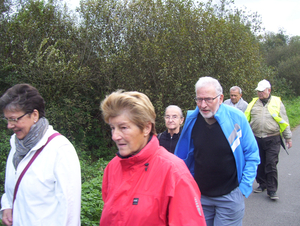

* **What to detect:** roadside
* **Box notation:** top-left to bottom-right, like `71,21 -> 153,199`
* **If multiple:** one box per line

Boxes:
243,125 -> 300,226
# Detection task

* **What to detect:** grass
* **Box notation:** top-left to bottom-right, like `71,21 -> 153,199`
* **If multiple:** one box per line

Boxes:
283,96 -> 300,130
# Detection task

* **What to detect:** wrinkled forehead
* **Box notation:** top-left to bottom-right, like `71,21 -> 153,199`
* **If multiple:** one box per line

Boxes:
196,85 -> 218,96
165,107 -> 181,116
230,89 -> 241,95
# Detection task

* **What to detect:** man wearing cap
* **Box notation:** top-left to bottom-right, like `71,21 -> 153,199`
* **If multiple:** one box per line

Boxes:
245,79 -> 292,200
224,86 -> 248,112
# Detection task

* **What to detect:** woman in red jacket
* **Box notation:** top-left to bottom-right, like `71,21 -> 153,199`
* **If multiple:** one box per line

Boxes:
99,90 -> 206,226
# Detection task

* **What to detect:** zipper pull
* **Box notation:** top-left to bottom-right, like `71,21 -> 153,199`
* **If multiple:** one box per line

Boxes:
145,163 -> 149,171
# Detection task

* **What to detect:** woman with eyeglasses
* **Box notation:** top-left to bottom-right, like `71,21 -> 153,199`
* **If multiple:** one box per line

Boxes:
99,90 -> 206,225
0,84 -> 81,226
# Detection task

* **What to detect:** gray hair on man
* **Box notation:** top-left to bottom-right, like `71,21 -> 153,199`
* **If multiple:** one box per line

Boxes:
195,76 -> 223,95
230,86 -> 242,94
165,105 -> 184,118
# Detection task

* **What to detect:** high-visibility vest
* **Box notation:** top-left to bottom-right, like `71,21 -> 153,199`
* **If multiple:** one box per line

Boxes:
244,96 -> 289,133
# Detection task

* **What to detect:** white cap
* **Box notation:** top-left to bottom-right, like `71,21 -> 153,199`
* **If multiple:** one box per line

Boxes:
255,79 -> 271,91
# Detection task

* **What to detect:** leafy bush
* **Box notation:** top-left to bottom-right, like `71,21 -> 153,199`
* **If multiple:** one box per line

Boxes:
80,158 -> 108,225
283,96 -> 300,129
0,126 -> 11,196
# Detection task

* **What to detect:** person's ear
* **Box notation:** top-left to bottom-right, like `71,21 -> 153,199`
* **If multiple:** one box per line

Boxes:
32,109 -> 39,123
219,94 -> 224,104
180,117 -> 184,125
143,122 -> 152,136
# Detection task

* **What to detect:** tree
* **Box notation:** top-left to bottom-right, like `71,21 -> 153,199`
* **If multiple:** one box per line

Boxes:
1,0 -> 276,156
77,0 -> 268,131
260,31 -> 300,97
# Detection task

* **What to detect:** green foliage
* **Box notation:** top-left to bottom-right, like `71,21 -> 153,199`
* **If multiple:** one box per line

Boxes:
283,96 -> 300,129
260,32 -> 300,97
81,176 -> 103,226
261,30 -> 289,54
80,158 -> 108,225
0,125 -> 11,196
77,0 -> 269,131
0,0 -> 276,150
0,1 -> 299,225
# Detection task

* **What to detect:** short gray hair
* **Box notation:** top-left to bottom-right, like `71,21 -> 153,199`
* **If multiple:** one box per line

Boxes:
195,77 -> 223,95
230,86 -> 242,94
165,105 -> 183,118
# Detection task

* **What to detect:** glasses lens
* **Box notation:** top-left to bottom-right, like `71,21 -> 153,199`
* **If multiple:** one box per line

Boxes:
165,115 -> 178,120
5,119 -> 17,124
194,98 -> 201,103
205,98 -> 213,103
195,98 -> 210,103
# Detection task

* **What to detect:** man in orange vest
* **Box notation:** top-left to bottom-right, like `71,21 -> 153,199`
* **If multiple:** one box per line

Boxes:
245,79 -> 292,200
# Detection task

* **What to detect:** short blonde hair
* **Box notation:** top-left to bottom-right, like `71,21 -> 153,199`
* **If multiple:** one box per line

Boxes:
100,90 -> 156,135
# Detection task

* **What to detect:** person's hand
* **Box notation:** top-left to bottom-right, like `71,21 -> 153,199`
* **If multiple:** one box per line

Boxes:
286,140 -> 292,149
2,209 -> 13,226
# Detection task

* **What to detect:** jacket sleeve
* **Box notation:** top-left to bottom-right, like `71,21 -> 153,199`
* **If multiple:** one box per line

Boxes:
0,194 -> 12,219
168,171 -> 206,226
53,138 -> 81,226
280,101 -> 292,140
101,165 -> 109,202
238,117 -> 260,198
175,109 -> 197,176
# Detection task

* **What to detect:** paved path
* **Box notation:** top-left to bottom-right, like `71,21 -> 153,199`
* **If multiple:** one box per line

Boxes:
243,126 -> 300,226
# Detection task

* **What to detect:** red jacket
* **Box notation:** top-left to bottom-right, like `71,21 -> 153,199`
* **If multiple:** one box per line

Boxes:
100,136 -> 206,226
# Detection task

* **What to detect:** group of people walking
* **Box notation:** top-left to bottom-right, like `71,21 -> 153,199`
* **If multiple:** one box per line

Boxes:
0,76 -> 292,225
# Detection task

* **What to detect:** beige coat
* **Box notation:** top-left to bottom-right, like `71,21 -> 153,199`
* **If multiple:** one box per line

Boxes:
249,96 -> 292,140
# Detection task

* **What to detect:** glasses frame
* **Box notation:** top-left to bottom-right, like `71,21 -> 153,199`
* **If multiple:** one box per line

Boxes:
194,94 -> 221,104
3,112 -> 30,124
164,115 -> 181,120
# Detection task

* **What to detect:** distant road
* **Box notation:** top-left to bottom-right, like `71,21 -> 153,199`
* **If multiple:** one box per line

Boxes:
243,125 -> 300,226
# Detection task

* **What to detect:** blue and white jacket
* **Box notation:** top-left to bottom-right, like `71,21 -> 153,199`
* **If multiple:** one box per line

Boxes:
175,104 -> 260,198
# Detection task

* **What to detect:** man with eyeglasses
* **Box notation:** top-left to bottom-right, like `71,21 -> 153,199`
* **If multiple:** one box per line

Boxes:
175,76 -> 260,226
158,105 -> 184,154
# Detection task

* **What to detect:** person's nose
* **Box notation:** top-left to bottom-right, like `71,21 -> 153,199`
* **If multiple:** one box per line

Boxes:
7,121 -> 15,129
111,129 -> 121,141
198,99 -> 207,108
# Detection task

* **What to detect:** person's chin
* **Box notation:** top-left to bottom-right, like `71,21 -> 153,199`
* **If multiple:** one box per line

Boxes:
118,150 -> 131,157
200,111 -> 213,119
15,132 -> 25,140
118,147 -> 136,157
167,126 -> 177,130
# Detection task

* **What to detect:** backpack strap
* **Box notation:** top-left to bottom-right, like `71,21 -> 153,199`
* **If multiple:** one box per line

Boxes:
157,133 -> 162,140
13,133 -> 61,205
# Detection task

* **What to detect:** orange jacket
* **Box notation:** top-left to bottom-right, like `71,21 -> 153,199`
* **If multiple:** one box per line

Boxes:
100,136 -> 206,226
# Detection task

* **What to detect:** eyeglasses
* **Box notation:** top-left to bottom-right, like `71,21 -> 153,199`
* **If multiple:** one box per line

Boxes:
194,94 -> 220,104
165,115 -> 180,120
2,112 -> 29,124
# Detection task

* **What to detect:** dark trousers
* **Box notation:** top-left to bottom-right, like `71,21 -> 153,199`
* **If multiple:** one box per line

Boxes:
255,135 -> 281,192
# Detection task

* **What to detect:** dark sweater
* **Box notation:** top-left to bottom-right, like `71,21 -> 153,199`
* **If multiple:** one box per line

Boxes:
158,128 -> 182,154
192,114 -> 238,197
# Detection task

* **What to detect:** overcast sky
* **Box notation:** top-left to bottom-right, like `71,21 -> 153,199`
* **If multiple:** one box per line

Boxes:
228,0 -> 300,37
66,0 -> 300,37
